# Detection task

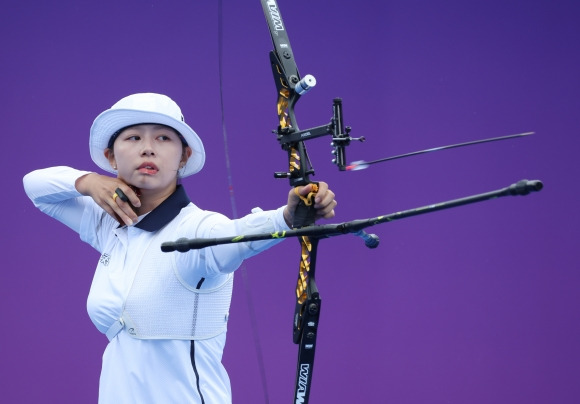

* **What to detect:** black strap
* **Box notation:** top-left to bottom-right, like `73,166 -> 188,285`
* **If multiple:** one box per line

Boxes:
190,341 -> 206,404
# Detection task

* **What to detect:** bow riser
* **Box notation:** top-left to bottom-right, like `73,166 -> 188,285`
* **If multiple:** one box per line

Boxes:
261,1 -> 325,403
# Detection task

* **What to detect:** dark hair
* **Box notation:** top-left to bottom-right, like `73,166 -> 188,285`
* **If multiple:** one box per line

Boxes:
107,123 -> 188,149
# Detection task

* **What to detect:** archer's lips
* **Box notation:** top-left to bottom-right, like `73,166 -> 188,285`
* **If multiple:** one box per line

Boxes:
137,162 -> 159,175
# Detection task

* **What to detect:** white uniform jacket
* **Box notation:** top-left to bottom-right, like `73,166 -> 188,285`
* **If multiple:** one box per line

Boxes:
23,166 -> 290,404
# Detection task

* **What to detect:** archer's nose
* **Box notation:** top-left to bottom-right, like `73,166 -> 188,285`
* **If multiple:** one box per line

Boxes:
141,140 -> 155,156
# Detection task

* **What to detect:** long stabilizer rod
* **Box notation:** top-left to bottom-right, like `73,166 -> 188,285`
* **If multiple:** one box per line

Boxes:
161,179 -> 543,252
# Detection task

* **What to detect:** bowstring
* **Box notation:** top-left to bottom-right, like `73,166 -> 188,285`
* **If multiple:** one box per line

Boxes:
217,1 -> 270,402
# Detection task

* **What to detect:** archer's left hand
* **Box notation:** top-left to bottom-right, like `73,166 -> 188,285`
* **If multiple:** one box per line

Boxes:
283,182 -> 337,227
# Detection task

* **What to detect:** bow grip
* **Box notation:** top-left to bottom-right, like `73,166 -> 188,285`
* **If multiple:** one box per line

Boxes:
292,182 -> 319,228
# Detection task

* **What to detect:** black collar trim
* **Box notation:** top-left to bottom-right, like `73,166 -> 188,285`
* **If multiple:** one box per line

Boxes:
135,185 -> 191,232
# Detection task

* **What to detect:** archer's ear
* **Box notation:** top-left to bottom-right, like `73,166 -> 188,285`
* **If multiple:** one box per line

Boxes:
181,146 -> 193,164
104,148 -> 117,170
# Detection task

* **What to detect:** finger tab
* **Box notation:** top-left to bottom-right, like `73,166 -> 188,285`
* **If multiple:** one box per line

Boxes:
114,187 -> 129,202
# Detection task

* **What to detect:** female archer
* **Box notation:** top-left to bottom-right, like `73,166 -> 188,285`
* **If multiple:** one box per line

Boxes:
23,92 -> 336,403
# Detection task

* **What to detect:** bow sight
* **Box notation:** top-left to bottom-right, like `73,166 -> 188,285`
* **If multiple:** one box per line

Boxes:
261,1 -> 364,187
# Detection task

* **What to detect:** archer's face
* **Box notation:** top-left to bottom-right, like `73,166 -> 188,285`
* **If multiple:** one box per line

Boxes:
106,124 -> 189,194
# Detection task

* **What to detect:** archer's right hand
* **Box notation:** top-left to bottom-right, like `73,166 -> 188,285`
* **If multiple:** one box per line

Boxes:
75,173 -> 141,226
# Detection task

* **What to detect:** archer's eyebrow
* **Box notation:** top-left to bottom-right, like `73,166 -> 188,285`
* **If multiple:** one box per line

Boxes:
122,125 -> 174,133
150,124 -> 180,134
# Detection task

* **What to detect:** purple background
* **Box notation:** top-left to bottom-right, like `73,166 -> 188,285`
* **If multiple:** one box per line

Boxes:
2,0 -> 578,403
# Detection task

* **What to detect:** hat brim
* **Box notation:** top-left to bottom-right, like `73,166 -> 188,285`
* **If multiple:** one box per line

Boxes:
90,108 -> 205,177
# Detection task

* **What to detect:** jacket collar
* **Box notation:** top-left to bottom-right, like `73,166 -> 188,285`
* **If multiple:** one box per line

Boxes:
134,185 -> 191,232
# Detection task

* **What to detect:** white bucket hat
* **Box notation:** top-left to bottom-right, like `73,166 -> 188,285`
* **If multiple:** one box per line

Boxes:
90,93 -> 205,177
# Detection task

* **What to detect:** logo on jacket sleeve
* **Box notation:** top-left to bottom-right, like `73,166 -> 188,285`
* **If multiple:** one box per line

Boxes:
99,253 -> 111,266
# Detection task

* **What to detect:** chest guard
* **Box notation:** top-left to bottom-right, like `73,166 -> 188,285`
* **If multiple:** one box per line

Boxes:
120,219 -> 233,341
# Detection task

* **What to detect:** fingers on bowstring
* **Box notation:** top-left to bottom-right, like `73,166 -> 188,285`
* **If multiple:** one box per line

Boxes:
111,187 -> 138,226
